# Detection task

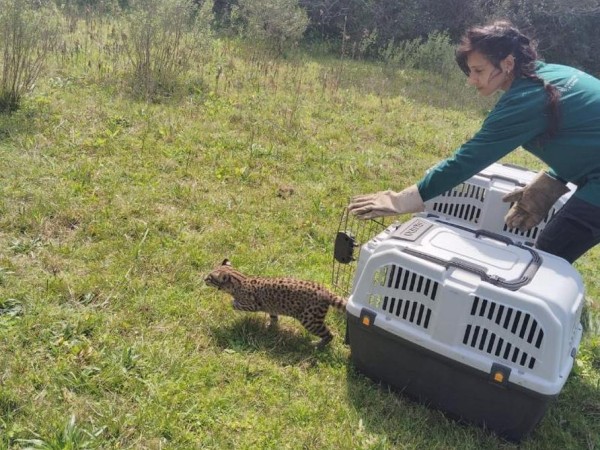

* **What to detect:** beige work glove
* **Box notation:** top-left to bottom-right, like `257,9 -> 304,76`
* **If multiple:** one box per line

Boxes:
348,185 -> 425,219
502,171 -> 569,231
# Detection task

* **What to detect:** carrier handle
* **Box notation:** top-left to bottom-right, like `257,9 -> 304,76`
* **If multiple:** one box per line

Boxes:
500,162 -> 530,171
479,162 -> 535,186
433,219 -> 516,246
473,228 -> 514,245
401,246 -> 542,291
488,174 -> 527,187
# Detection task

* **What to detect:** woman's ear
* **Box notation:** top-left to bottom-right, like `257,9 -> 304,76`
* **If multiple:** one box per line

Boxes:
502,54 -> 515,74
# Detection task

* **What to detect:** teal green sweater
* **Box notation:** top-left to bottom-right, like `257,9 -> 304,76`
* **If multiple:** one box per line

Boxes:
417,62 -> 600,207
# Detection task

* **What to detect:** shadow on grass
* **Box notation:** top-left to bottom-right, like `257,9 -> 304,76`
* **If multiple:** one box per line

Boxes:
343,352 -> 600,450
208,315 -> 342,364
546,370 -> 600,447
343,363 -> 518,449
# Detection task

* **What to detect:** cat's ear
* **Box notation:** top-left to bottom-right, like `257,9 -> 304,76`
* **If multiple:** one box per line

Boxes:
221,258 -> 232,267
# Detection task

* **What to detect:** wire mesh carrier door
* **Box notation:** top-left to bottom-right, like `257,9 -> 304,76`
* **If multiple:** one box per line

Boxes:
331,207 -> 393,297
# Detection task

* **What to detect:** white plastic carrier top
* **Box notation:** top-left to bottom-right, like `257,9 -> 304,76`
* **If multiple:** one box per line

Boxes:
422,162 -> 576,245
348,216 -> 584,396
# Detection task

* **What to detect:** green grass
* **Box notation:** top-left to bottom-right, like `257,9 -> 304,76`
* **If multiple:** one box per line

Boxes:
0,22 -> 599,450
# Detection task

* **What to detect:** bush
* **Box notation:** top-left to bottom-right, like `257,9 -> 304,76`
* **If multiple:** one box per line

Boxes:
0,0 -> 61,113
232,0 -> 308,55
299,0 -> 600,74
380,31 -> 458,79
121,0 -> 214,100
503,0 -> 600,73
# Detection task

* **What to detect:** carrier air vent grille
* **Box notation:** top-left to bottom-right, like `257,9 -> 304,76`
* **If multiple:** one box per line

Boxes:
431,183 -> 485,223
503,206 -> 560,241
469,296 -> 544,348
464,296 -> 544,369
439,182 -> 486,202
386,265 -> 439,301
463,325 -> 537,369
431,202 -> 482,224
382,296 -> 432,329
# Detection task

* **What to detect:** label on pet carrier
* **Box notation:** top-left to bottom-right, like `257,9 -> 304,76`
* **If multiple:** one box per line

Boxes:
391,218 -> 433,242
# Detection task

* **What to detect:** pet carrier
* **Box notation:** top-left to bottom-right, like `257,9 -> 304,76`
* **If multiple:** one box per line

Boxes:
422,162 -> 575,245
346,216 -> 584,441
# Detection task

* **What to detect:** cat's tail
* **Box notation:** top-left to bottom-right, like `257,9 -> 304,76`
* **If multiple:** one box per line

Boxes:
329,293 -> 347,312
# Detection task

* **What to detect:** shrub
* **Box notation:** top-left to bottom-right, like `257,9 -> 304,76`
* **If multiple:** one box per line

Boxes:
232,0 -> 308,55
121,0 -> 214,100
0,0 -> 61,113
380,31 -> 458,79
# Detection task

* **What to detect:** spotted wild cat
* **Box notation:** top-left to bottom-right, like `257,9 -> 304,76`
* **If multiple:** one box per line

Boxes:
204,259 -> 347,348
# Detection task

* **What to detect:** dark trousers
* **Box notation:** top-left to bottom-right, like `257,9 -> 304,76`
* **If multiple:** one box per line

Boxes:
536,196 -> 600,263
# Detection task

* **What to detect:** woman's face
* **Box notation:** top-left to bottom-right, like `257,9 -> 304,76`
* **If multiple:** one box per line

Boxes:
466,51 -> 514,96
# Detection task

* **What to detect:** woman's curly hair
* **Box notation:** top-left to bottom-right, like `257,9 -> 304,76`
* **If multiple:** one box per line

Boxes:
456,21 -> 561,141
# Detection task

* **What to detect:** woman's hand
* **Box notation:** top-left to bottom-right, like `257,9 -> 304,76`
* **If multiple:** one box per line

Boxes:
503,171 -> 569,231
347,185 -> 425,219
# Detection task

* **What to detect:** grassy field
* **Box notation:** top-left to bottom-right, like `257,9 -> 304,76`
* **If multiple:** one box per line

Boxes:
0,16 -> 599,450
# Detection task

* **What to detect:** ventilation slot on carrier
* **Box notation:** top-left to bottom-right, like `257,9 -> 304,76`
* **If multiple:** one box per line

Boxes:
469,296 -> 544,347
440,182 -> 486,202
463,296 -> 545,369
463,325 -> 537,369
502,205 -> 560,241
431,202 -> 482,223
382,296 -> 432,329
503,222 -> 540,241
368,265 -> 438,330
430,183 -> 485,223
384,265 -> 439,301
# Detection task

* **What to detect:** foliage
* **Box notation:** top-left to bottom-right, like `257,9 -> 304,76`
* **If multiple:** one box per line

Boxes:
502,0 -> 600,72
380,31 -> 459,80
121,0 -> 214,100
299,0 -> 484,53
231,0 -> 309,55
0,0 -> 61,112
16,415 -> 105,449
55,0 -> 122,16
297,0 -> 600,73
53,0 -> 600,72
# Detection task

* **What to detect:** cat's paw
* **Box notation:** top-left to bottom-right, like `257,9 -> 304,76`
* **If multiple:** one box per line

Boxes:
315,334 -> 333,350
267,315 -> 279,328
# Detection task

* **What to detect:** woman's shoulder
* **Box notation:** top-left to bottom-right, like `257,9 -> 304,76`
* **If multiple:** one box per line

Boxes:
536,61 -> 578,77
486,77 -> 547,124
535,61 -> 600,89
502,61 -> 589,100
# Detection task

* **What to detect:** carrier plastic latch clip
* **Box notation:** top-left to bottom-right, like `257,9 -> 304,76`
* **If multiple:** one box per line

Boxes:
490,363 -> 511,387
334,231 -> 358,264
359,309 -> 377,328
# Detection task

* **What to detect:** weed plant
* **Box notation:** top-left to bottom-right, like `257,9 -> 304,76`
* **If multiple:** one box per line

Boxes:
0,10 -> 598,450
0,0 -> 62,112
121,0 -> 215,101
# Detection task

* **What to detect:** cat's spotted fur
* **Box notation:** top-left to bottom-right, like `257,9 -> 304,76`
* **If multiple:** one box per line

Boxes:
205,259 -> 346,348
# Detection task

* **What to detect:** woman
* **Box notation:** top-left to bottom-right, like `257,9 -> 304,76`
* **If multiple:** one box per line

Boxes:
348,20 -> 600,263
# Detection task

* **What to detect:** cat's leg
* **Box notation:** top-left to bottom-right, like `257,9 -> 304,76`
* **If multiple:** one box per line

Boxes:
300,313 -> 333,349
268,314 -> 279,328
315,331 -> 333,349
